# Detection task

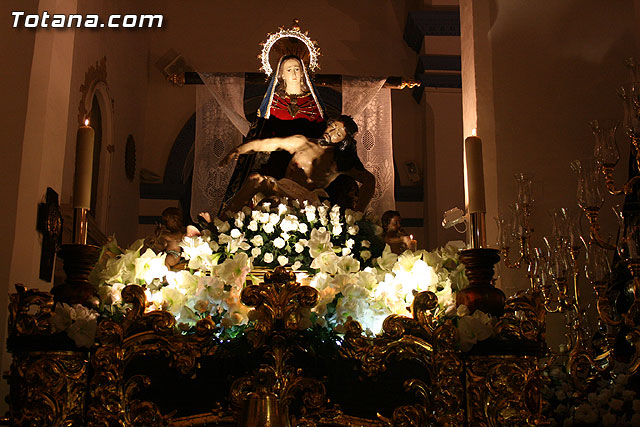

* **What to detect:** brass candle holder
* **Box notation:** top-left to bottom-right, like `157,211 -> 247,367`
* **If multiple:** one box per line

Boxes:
456,248 -> 505,317
458,208 -> 505,317
52,208 -> 100,308
52,243 -> 100,308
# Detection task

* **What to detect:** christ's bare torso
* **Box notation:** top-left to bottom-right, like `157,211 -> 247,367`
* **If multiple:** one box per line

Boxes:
281,138 -> 339,190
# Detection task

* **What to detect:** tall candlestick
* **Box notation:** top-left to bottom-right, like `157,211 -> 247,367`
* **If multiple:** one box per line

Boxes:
73,119 -> 95,209
464,134 -> 486,213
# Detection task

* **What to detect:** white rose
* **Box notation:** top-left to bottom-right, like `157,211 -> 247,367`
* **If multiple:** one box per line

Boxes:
263,223 -> 275,234
230,228 -> 242,239
250,235 -> 264,247
304,205 -> 316,222
268,213 -> 279,225
280,215 -> 299,232
292,261 -> 302,270
294,242 -> 305,253
360,250 -> 371,261
274,237 -> 286,249
263,253 -> 274,263
344,209 -> 356,225
277,255 -> 288,266
361,240 -> 370,248
234,211 -> 245,228
248,220 -> 258,231
251,247 -> 262,258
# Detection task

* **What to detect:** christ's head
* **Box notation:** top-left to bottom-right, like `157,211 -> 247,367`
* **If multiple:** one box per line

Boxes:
323,115 -> 358,145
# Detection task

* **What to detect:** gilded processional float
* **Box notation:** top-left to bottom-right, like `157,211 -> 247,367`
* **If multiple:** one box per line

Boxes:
7,22 -> 640,426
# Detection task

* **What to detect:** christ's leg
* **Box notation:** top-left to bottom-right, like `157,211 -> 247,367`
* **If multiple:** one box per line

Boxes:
222,173 -> 278,215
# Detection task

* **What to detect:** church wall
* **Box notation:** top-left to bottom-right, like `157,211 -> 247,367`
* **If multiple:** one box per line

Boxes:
60,0 -> 151,248
139,0 -> 424,231
485,0 -> 636,297
0,1 -> 38,415
423,87 -> 465,248
2,0 -> 80,413
0,0 -> 152,412
0,0 -> 37,318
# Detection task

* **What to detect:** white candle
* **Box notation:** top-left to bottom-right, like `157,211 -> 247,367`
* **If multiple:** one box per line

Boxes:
464,133 -> 486,213
73,119 -> 95,209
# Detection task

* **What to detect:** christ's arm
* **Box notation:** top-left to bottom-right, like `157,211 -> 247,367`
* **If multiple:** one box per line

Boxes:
219,135 -> 307,166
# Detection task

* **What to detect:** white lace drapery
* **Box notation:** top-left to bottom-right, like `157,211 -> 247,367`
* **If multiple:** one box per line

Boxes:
191,73 -> 249,220
342,77 -> 395,218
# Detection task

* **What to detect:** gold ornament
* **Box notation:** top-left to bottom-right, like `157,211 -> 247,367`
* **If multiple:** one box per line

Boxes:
259,19 -> 321,76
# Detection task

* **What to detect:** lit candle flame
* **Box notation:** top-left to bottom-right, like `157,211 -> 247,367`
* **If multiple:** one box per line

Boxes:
84,118 -> 90,126
410,234 -> 413,240
471,128 -> 477,137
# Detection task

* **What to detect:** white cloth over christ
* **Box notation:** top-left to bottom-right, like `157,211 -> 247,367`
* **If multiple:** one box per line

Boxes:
342,77 -> 395,218
191,73 -> 249,220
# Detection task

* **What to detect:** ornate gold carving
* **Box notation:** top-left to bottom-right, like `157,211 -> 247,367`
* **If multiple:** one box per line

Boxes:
242,267 -> 318,336
231,267 -> 325,424
398,79 -> 421,89
168,72 -> 186,86
338,291 -> 465,426
494,288 -> 546,342
8,284 -> 54,340
8,351 -> 89,426
7,272 -> 543,426
87,284 -> 219,425
465,355 -> 543,426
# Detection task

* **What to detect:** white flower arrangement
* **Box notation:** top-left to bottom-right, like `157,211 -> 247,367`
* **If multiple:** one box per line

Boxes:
51,303 -> 99,348
543,359 -> 640,426
92,201 -> 471,341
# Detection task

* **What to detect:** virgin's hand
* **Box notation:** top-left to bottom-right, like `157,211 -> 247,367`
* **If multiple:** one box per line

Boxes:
219,149 -> 239,167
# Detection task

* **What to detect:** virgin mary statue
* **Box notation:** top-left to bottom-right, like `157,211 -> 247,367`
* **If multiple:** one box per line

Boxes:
192,20 -> 395,218
221,23 -> 327,208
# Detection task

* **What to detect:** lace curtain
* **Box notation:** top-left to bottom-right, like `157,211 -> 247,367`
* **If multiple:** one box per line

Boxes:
192,75 -> 395,220
342,77 -> 395,218
191,73 -> 249,220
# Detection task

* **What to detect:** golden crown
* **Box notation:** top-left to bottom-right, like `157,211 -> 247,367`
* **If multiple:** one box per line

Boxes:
259,19 -> 321,76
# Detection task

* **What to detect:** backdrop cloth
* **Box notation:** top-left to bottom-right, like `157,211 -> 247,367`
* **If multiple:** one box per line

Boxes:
342,77 -> 395,218
191,73 -> 249,220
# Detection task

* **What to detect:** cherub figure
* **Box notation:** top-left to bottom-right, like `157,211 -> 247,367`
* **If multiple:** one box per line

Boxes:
144,207 -> 185,268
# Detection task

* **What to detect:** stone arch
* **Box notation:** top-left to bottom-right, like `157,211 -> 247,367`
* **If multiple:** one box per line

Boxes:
82,79 -> 114,233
